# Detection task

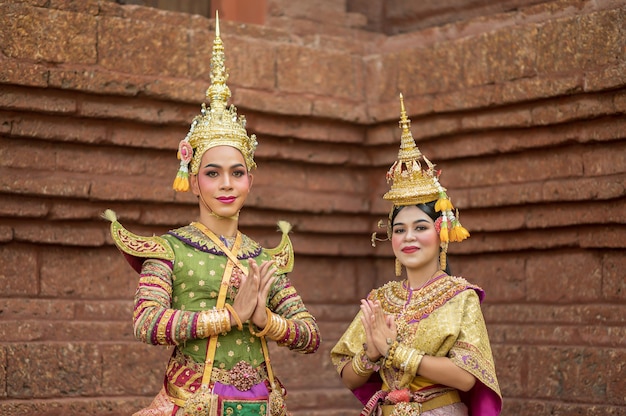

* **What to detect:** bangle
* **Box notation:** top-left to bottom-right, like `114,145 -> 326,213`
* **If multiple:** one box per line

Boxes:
198,308 -> 232,338
224,304 -> 243,331
351,350 -> 375,377
393,343 -> 425,375
384,339 -> 398,369
267,313 -> 289,341
249,308 -> 273,337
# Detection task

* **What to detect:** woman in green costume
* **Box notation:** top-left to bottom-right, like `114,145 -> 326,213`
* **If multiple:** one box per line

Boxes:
330,95 -> 501,416
104,13 -> 320,416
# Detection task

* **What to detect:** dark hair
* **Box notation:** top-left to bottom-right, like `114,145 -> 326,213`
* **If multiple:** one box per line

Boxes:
390,201 -> 440,225
390,201 -> 451,274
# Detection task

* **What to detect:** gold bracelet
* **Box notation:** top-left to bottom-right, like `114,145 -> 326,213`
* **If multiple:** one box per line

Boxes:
249,308 -> 273,337
267,313 -> 289,341
384,339 -> 398,369
224,304 -> 243,331
351,350 -> 375,377
393,343 -> 424,375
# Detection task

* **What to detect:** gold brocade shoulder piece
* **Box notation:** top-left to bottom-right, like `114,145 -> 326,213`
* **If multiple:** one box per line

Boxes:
102,209 -> 175,262
263,221 -> 294,274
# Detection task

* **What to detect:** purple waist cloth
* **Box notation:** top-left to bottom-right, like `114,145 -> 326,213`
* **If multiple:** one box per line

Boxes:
212,381 -> 269,399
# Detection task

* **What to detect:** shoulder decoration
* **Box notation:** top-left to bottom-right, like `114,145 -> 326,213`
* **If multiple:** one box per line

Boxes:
264,221 -> 295,274
102,209 -> 175,265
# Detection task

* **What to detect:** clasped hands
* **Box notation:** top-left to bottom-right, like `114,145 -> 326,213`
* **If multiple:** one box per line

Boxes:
231,259 -> 277,329
360,299 -> 397,362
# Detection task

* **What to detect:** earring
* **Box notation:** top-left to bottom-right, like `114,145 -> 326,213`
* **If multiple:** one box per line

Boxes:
395,258 -> 402,277
439,242 -> 448,272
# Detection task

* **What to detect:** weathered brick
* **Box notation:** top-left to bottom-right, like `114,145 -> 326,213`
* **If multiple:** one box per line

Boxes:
491,344 -> 526,397
0,4 -> 97,64
0,321 -> 46,342
542,175 -> 626,202
452,254 -> 526,302
276,45 -> 364,100
578,8 -> 624,70
0,398 -> 152,416
101,343 -> 170,396
0,298 -> 75,320
583,141 -> 626,176
536,16 -> 581,75
499,73 -> 584,104
461,106 -> 532,130
584,61 -> 626,92
602,251 -> 626,301
79,96 -> 193,125
526,251 -> 602,303
483,304 -> 626,326
0,346 -> 5,398
0,57 -> 48,91
0,244 -> 38,296
14,222 -> 106,246
529,346 -> 614,403
40,247 -> 137,298
0,86 -> 76,114
97,16 -> 189,77
8,113 -> 108,144
236,89 -> 313,117
6,343 -> 101,398
0,194 -> 49,218
531,93 -> 617,126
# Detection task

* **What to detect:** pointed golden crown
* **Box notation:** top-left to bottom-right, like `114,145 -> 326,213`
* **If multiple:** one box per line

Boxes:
173,11 -> 258,192
383,94 -> 441,206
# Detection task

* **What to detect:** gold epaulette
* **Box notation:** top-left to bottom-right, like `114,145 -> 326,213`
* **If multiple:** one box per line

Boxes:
264,221 -> 295,274
102,209 -> 175,263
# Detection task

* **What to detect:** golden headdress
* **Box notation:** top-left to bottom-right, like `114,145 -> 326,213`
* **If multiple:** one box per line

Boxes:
377,94 -> 469,274
173,12 -> 258,192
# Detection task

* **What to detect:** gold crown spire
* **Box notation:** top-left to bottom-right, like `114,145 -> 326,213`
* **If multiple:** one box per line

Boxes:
173,11 -> 258,192
383,94 -> 440,206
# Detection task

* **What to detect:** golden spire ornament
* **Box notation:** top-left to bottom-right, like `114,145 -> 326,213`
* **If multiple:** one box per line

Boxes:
173,11 -> 258,192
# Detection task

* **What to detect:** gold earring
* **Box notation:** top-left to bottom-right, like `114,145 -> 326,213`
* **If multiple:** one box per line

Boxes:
395,258 -> 402,277
439,242 -> 448,271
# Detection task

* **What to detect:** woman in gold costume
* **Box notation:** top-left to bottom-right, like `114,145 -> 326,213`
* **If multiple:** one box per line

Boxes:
104,13 -> 320,416
331,95 -> 501,416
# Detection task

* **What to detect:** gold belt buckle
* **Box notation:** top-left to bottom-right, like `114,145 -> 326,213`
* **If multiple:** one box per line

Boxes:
389,402 -> 423,415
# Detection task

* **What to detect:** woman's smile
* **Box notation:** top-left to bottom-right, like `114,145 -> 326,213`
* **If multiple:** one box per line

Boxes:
401,246 -> 419,253
217,196 -> 236,204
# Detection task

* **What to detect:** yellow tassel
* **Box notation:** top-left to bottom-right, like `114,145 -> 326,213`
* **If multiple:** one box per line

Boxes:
435,196 -> 454,212
449,226 -> 458,242
173,171 -> 190,192
439,220 -> 450,243
451,224 -> 470,242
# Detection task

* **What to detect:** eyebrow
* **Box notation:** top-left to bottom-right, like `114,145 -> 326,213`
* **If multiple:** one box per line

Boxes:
393,219 -> 431,227
203,163 -> 246,169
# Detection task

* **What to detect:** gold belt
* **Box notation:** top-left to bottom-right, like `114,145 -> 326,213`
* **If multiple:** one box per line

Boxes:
210,361 -> 268,391
380,390 -> 460,416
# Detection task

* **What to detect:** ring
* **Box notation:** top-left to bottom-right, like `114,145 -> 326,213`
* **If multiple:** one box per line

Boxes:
386,338 -> 393,345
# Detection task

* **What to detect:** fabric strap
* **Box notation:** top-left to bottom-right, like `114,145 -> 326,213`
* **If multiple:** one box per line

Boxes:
192,222 -> 278,390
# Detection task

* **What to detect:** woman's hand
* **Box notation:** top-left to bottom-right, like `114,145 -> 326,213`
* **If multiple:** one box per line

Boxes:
231,260 -> 261,323
249,260 -> 278,328
361,299 -> 397,359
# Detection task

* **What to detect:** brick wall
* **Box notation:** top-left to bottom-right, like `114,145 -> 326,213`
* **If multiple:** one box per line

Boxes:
0,0 -> 624,415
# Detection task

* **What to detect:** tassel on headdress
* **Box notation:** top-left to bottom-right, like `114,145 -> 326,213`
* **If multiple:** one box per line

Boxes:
173,11 -> 258,192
